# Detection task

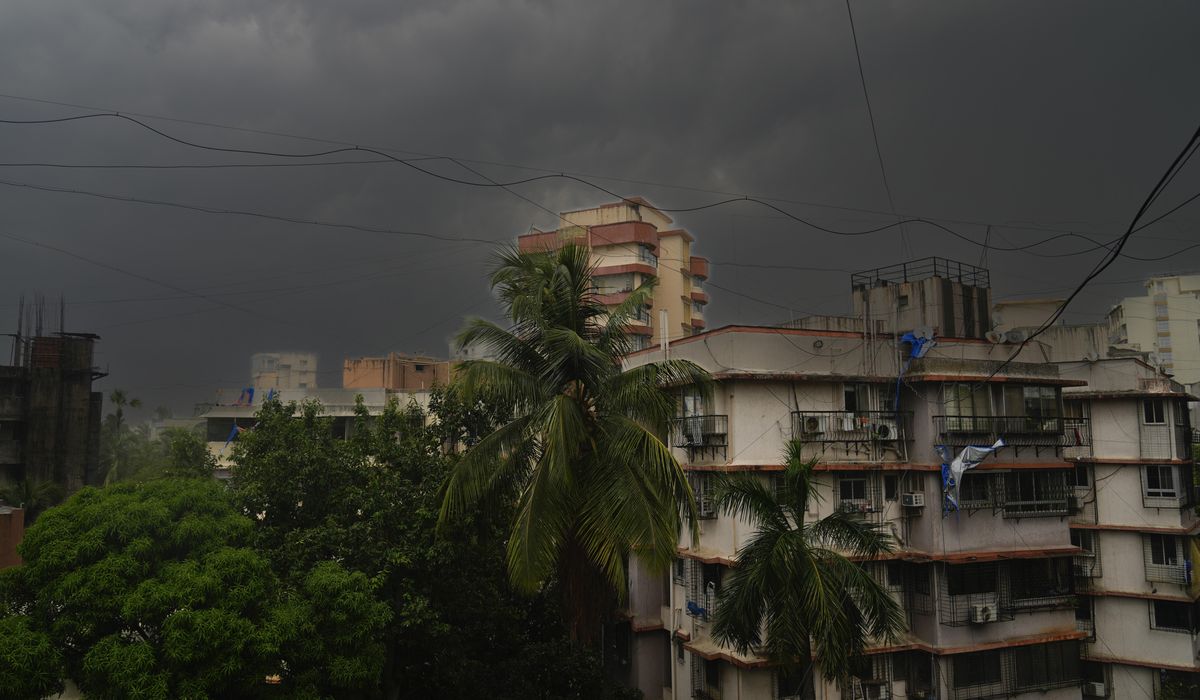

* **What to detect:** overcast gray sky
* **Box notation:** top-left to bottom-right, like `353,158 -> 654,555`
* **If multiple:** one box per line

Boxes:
2,0 -> 1199,414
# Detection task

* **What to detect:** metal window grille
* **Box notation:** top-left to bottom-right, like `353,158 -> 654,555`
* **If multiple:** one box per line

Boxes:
1075,597 -> 1096,641
933,415 -> 1081,453
1143,534 -> 1190,584
1063,415 -> 1093,459
905,562 -> 935,616
1008,558 -> 1075,610
949,642 -> 1081,700
1000,470 -> 1070,518
1071,530 -> 1103,578
1142,464 -> 1195,508
1148,599 -> 1197,634
774,667 -> 814,700
937,562 -> 1014,627
685,562 -> 721,622
673,557 -> 689,586
1071,463 -> 1098,524
844,654 -> 894,699
1154,669 -> 1200,699
670,414 -> 728,461
1138,415 -> 1190,461
689,474 -> 717,519
791,410 -> 912,463
957,471 -> 996,510
834,472 -> 885,523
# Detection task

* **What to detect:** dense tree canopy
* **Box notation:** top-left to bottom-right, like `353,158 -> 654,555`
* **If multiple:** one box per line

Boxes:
0,478 -> 388,700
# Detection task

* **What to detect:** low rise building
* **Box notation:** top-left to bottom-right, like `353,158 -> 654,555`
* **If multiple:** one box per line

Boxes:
250,351 -> 318,393
343,352 -> 450,391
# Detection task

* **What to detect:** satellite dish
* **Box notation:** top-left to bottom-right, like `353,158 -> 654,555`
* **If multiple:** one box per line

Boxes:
1083,351 -> 1100,362
985,330 -> 1005,344
1005,329 -> 1028,343
914,325 -> 935,340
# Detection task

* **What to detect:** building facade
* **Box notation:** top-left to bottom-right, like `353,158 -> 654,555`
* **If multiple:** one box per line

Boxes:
619,259 -> 1199,700
0,333 -> 104,493
517,197 -> 710,350
343,352 -> 450,391
1107,274 -> 1200,384
1057,359 -> 1199,699
250,351 -> 318,394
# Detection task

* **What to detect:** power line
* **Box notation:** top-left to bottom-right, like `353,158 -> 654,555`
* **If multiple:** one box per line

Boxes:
5,108 -> 1199,262
843,0 -> 909,258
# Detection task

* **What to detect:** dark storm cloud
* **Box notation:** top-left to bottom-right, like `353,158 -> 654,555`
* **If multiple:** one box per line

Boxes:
1,0 -> 1199,413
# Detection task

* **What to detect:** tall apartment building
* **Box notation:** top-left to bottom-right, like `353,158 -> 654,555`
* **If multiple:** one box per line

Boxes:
1056,359 -> 1199,699
0,333 -> 104,493
250,351 -> 318,394
517,197 -> 710,350
1107,274 -> 1200,384
617,258 -> 1198,700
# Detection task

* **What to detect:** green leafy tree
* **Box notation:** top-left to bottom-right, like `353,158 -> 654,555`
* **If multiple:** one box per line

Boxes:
0,615 -> 64,700
231,395 -> 641,700
439,244 -> 710,642
710,440 -> 905,685
101,388 -> 142,484
0,479 -> 389,699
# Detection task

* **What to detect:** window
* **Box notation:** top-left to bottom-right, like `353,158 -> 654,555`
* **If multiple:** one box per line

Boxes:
944,383 -> 991,418
1010,558 -> 1072,601
675,639 -> 685,665
839,477 -> 867,502
777,668 -> 808,699
1011,641 -> 1081,691
1003,471 -> 1068,516
414,364 -> 426,371
884,474 -> 899,501
897,294 -> 909,308
844,383 -> 868,412
946,564 -> 996,596
637,244 -> 658,267
953,650 -> 1002,688
1022,386 -> 1060,420
958,473 -> 991,508
704,658 -> 720,696
1155,302 -> 1169,317
690,475 -> 716,518
692,301 -> 704,314
1073,463 -> 1091,488
1144,399 -> 1166,424
1145,465 -> 1178,499
1157,320 -> 1171,333
913,566 -> 930,595
1149,535 -> 1179,566
630,335 -> 651,352
1155,280 -> 1166,292
673,558 -> 688,585
1150,600 -> 1194,633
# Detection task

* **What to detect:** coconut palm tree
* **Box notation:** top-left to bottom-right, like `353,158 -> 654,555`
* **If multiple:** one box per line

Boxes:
439,243 -> 711,642
710,439 -> 906,686
0,479 -> 63,524
103,389 -> 142,485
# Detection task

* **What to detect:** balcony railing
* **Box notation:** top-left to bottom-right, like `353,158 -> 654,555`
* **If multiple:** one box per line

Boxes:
637,248 -> 658,268
793,410 -> 910,442
671,415 -> 728,461
933,415 -> 1087,449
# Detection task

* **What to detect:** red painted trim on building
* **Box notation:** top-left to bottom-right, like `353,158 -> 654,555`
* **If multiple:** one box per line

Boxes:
658,228 -> 694,243
1080,588 -> 1200,603
624,324 -> 653,337
922,630 -> 1088,656
690,256 -> 710,279
631,619 -> 665,633
1069,457 -> 1193,466
908,374 -> 1087,387
1082,652 -> 1200,673
690,318 -> 706,329
691,290 -> 709,304
588,222 -> 660,251
1069,521 -> 1200,536
593,262 -> 657,277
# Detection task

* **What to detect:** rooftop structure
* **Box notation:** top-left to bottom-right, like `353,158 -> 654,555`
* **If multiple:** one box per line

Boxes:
343,352 -> 450,391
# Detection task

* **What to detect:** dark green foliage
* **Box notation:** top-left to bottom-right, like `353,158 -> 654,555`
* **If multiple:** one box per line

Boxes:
230,395 -> 641,699
710,440 -> 905,683
0,615 -> 64,700
0,479 -> 63,524
0,479 -> 389,699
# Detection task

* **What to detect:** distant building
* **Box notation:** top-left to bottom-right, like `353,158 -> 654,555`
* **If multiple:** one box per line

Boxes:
0,333 -> 104,493
0,505 -> 24,569
343,353 -> 450,391
1107,274 -> 1200,384
199,386 -> 433,476
250,352 -> 318,394
517,197 -> 711,350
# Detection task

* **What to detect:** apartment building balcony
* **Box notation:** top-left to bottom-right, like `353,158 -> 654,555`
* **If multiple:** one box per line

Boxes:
670,415 -> 728,461
1142,534 -> 1193,585
1137,422 -> 1192,461
0,395 -> 22,420
1141,463 -> 1196,509
924,559 -> 1077,628
933,415 -> 1089,455
951,469 -> 1072,518
792,410 -> 912,463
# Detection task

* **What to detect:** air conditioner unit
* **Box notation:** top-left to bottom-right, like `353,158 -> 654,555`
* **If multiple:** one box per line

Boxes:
984,330 -> 1005,344
801,415 -> 826,434
873,418 -> 899,440
1082,681 -> 1108,697
902,492 -> 925,508
1005,329 -> 1029,343
969,604 -> 997,624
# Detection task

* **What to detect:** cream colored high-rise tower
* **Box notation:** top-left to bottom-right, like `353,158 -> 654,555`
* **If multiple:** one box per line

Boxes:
517,197 -> 710,350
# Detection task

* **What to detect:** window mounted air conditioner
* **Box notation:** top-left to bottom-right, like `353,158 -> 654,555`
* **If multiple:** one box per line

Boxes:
1082,681 -> 1108,697
902,492 -> 925,508
969,603 -> 997,624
